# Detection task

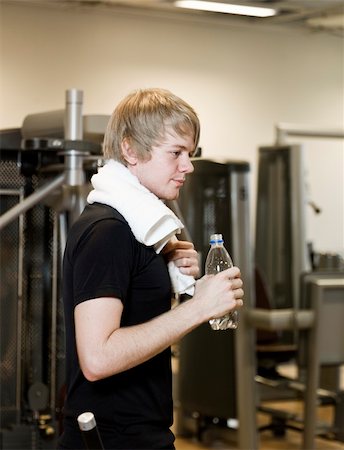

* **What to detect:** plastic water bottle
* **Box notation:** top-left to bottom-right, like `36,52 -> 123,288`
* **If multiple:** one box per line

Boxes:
205,233 -> 238,330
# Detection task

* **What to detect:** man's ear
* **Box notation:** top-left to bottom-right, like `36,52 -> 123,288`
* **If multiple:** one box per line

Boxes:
121,138 -> 138,165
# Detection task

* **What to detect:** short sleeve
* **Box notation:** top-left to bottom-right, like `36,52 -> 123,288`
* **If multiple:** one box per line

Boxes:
72,219 -> 135,306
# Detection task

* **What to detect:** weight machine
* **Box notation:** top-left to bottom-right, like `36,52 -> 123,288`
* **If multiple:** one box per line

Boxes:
0,89 -> 107,449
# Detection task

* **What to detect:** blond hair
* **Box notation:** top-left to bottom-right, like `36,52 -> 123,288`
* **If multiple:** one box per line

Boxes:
103,88 -> 200,163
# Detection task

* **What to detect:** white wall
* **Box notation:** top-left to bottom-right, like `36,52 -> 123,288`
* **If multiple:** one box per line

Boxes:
1,3 -> 343,255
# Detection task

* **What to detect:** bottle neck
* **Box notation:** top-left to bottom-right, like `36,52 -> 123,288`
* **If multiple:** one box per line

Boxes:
210,241 -> 224,247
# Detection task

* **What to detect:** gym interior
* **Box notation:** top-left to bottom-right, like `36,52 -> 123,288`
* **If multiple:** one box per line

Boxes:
1,1 -> 343,449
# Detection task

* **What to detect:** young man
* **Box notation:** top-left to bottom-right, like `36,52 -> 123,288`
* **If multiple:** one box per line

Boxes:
58,88 -> 244,449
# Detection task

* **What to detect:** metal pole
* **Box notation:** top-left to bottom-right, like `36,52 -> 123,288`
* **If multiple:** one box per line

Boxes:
0,174 -> 65,231
49,212 -> 59,412
230,171 -> 258,449
63,89 -> 86,187
58,212 -> 68,267
16,188 -> 24,423
303,281 -> 321,450
64,89 -> 83,140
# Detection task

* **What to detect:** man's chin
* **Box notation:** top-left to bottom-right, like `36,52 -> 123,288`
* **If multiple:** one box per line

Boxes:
160,190 -> 180,201
169,191 -> 180,201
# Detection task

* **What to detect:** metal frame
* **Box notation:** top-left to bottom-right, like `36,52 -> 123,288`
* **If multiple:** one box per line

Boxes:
0,187 -> 25,423
0,89 -> 90,445
245,275 -> 344,448
303,276 -> 344,448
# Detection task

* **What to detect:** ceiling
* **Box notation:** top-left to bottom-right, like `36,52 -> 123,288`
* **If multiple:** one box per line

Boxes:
3,0 -> 344,35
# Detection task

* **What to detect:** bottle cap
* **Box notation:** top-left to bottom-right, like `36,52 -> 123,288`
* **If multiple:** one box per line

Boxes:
77,412 -> 96,431
210,233 -> 223,244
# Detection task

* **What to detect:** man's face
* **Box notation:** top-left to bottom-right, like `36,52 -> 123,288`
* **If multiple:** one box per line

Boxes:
130,127 -> 195,200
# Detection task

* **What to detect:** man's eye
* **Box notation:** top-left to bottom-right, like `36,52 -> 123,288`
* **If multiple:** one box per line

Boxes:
172,151 -> 181,157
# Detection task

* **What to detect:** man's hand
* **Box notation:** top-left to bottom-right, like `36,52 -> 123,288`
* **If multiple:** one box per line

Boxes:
162,238 -> 200,278
194,267 -> 244,320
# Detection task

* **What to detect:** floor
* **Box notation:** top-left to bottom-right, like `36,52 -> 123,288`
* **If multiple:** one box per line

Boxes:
172,363 -> 344,450
174,402 -> 344,449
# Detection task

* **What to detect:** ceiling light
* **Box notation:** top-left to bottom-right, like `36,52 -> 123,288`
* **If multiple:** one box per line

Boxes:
174,1 -> 277,18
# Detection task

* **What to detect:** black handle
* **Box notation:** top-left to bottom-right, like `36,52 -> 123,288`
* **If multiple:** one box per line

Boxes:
77,412 -> 104,450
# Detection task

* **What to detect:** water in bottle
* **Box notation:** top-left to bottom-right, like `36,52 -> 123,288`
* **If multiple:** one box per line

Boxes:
205,233 -> 238,330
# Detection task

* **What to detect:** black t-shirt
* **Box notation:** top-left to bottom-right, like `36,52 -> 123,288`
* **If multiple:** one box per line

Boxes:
59,203 -> 174,449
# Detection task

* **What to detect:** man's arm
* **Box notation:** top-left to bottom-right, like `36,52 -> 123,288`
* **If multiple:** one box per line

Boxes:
75,267 -> 243,382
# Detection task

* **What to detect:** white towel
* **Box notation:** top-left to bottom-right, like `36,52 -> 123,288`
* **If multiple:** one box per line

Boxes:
87,160 -> 195,295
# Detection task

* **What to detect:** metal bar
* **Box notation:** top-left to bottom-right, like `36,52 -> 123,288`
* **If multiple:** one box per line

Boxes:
65,89 -> 83,140
63,89 -> 87,187
0,189 -> 22,196
49,212 -> 59,411
15,188 -> 24,423
255,375 -> 337,400
58,212 -> 68,267
230,171 -> 258,450
246,308 -> 315,331
275,123 -> 344,145
290,146 -> 310,311
303,282 -> 322,450
0,174 -> 65,230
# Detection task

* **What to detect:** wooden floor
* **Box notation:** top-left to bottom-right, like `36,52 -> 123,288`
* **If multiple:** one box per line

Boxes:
173,364 -> 344,450
175,433 -> 344,449
174,401 -> 344,449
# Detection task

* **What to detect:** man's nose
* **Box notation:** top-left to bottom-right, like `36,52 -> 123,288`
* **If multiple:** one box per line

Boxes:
180,154 -> 194,173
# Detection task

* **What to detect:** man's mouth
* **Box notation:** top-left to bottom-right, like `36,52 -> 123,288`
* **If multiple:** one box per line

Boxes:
173,179 -> 185,187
